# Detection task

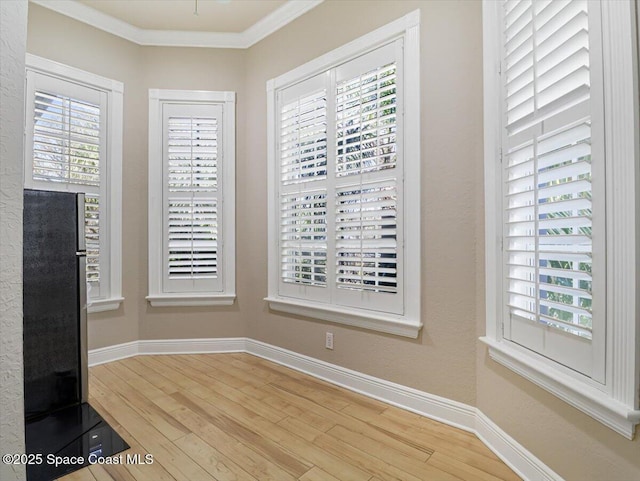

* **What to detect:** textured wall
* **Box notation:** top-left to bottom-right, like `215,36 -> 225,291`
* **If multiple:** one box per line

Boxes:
0,1 -> 28,480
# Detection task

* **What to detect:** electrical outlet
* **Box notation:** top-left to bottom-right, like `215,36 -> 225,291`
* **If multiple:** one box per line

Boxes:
325,332 -> 334,350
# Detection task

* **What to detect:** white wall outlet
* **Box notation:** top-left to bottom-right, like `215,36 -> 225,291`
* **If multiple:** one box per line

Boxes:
325,332 -> 334,350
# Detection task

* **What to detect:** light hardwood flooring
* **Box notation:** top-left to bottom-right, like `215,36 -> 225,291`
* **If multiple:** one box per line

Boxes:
60,354 -> 520,481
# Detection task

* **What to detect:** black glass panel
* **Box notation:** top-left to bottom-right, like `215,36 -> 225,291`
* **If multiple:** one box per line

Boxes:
25,403 -> 129,481
23,189 -> 81,418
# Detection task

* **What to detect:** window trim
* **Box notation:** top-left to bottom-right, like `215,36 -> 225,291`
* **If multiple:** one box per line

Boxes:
481,0 -> 640,438
24,54 -> 124,313
265,10 -> 421,338
147,89 -> 236,307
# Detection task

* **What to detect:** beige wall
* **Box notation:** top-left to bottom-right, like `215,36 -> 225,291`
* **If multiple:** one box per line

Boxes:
138,47 -> 249,341
243,0 -> 482,406
25,1 -> 640,480
27,4 -> 144,349
477,354 -> 640,480
27,4 -> 249,348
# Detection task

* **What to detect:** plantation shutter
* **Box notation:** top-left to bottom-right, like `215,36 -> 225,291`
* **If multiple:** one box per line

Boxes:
278,74 -> 329,302
333,41 -> 403,314
501,0 -> 605,378
162,103 -> 223,293
276,41 -> 404,313
25,71 -> 107,298
335,182 -> 398,293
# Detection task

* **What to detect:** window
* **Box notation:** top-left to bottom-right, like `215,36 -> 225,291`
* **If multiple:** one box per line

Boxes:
266,11 -> 421,338
24,54 -> 124,313
147,90 -> 236,306
482,0 -> 640,437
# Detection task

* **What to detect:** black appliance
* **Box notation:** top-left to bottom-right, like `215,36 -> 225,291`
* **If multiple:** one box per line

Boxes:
23,189 -> 128,481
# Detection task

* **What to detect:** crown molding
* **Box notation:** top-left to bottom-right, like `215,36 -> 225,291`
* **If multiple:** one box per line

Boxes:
29,0 -> 324,49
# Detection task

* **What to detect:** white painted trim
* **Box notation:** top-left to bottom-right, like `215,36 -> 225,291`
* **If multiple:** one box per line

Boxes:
24,54 -> 124,309
88,340 -> 138,366
246,339 -> 474,430
87,338 -> 245,366
266,10 -> 422,338
481,0 -> 640,438
482,0 -> 502,344
148,89 -> 236,305
266,82 -> 278,314
239,0 -> 323,48
148,89 -> 235,103
475,411 -> 562,481
29,0 -> 324,49
481,337 -> 640,439
87,337 -> 561,481
148,90 -> 164,305
138,338 -> 246,355
402,12 -> 421,329
265,297 -> 422,338
25,54 -> 124,93
88,296 -> 124,313
145,294 -> 235,307
600,0 -> 640,411
106,82 -> 124,312
269,9 -> 420,91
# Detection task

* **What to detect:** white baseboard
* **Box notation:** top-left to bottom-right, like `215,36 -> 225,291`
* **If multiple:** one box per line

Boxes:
246,339 -> 477,432
88,337 -> 561,481
88,340 -> 138,366
475,411 -> 561,481
138,337 -> 246,355
88,338 -> 246,366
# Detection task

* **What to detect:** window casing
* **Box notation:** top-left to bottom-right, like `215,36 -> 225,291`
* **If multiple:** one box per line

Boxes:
24,54 -> 124,313
266,11 -> 421,338
147,90 -> 236,307
482,0 -> 640,438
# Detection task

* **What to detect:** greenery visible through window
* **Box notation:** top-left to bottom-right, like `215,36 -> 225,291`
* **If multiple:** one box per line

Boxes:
32,89 -> 102,287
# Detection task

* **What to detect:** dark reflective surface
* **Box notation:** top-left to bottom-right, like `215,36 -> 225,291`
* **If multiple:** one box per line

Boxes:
23,189 -> 81,418
25,403 -> 129,481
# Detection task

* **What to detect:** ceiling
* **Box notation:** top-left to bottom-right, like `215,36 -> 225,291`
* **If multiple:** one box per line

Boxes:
78,0 -> 288,33
30,0 -> 323,48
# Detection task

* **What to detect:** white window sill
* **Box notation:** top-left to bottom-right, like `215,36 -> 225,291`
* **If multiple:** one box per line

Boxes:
265,296 -> 422,338
146,294 -> 236,307
480,336 -> 640,439
88,297 -> 124,314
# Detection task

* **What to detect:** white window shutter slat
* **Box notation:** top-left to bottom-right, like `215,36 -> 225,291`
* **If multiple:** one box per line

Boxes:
485,0 -> 640,430
32,91 -> 101,187
162,103 -> 224,293
85,194 -> 100,285
28,74 -> 105,292
276,40 -> 405,315
335,181 -> 398,294
167,199 -> 218,278
336,62 -> 397,177
502,0 -> 601,356
168,116 -> 218,192
280,191 -> 327,286
280,90 -> 327,185
24,59 -> 125,310
279,82 -> 328,290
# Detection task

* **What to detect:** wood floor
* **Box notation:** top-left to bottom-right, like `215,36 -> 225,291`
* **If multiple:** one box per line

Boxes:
60,354 -> 520,481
